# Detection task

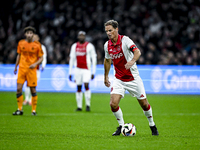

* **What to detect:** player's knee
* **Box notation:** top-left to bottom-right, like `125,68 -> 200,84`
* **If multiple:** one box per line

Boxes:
17,87 -> 22,93
32,92 -> 37,97
30,87 -> 36,94
77,85 -> 82,92
16,93 -> 22,98
139,100 -> 149,110
142,104 -> 149,110
85,86 -> 89,90
84,83 -> 89,90
110,100 -> 118,109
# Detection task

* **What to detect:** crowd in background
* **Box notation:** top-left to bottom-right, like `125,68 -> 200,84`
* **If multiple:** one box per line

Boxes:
0,0 -> 200,65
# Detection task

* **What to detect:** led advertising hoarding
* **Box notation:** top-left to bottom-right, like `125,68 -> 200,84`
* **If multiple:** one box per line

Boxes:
0,64 -> 199,94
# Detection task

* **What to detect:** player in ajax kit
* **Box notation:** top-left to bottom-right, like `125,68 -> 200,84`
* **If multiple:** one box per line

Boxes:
103,20 -> 159,136
23,34 -> 47,105
69,31 -> 97,111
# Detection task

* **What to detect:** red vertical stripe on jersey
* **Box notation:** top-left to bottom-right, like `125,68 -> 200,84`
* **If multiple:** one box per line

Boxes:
107,35 -> 134,82
76,42 -> 89,69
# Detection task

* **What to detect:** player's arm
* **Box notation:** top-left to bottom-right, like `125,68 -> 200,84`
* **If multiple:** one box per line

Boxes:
124,36 -> 141,70
104,58 -> 111,87
14,54 -> 20,74
69,44 -> 76,81
90,44 -> 97,80
41,45 -> 47,71
29,56 -> 43,69
68,56 -> 74,81
125,48 -> 141,70
30,42 -> 44,69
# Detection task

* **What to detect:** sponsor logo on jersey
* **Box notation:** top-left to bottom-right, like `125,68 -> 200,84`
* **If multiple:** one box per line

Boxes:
110,52 -> 123,59
76,51 -> 86,56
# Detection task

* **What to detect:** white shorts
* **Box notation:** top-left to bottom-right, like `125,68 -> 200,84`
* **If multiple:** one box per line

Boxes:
111,75 -> 147,100
75,68 -> 91,85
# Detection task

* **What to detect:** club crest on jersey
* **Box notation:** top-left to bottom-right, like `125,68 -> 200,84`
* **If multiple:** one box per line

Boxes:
110,46 -> 121,52
117,45 -> 121,51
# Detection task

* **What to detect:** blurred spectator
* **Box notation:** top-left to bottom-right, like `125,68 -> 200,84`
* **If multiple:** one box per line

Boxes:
0,0 -> 199,65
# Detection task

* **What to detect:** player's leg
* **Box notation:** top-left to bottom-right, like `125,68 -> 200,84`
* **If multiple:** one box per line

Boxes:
110,79 -> 126,136
76,85 -> 83,111
26,70 -> 40,106
27,68 -> 37,115
126,76 -> 158,135
110,94 -> 124,136
16,83 -> 24,110
75,68 -> 83,111
13,83 -> 24,115
25,70 -> 40,106
83,69 -> 92,111
84,82 -> 91,111
13,68 -> 25,115
30,87 -> 37,115
24,85 -> 31,105
137,98 -> 159,135
133,76 -> 159,135
110,94 -> 124,125
137,98 -> 155,126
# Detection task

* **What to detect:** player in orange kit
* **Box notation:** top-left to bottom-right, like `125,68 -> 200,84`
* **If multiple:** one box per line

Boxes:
13,26 -> 43,116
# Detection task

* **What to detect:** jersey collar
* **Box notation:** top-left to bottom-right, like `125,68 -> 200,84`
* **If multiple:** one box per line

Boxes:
109,34 -> 122,46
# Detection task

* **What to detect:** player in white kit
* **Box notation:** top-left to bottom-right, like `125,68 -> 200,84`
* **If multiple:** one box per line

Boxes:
23,34 -> 47,105
69,31 -> 97,111
104,20 -> 159,136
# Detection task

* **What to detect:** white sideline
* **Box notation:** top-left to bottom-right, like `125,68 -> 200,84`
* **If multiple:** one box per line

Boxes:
1,113 -> 200,116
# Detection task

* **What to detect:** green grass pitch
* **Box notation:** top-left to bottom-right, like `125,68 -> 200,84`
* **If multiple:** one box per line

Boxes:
0,92 -> 200,150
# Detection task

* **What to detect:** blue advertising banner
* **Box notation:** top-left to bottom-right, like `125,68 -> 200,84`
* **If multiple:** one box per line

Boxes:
0,64 -> 200,94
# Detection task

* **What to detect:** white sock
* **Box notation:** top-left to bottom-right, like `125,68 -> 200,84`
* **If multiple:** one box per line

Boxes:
112,106 -> 124,126
84,90 -> 91,106
143,105 -> 155,126
25,86 -> 31,102
76,92 -> 83,108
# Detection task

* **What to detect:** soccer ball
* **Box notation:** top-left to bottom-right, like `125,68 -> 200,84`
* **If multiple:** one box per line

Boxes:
121,123 -> 136,136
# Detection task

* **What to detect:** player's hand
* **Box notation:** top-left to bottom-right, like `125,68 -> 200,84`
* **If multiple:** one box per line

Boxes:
69,75 -> 72,81
29,64 -> 37,69
91,74 -> 95,80
125,60 -> 135,70
104,76 -> 111,87
14,68 -> 17,75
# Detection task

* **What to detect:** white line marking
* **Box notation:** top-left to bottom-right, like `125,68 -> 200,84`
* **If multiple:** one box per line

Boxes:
1,113 -> 200,116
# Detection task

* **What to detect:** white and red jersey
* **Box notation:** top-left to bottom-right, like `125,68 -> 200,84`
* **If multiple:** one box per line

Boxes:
37,44 -> 47,70
69,41 -> 97,75
104,34 -> 139,82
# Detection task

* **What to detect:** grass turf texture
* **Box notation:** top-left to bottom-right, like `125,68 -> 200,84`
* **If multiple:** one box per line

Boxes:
0,92 -> 200,150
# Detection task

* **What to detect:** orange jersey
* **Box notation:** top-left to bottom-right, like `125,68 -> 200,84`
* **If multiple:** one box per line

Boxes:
17,40 -> 44,69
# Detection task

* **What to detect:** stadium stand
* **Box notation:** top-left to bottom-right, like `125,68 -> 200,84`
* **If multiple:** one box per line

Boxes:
0,0 -> 199,65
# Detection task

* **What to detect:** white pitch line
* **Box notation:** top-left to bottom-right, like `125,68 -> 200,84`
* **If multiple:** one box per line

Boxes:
1,113 -> 200,116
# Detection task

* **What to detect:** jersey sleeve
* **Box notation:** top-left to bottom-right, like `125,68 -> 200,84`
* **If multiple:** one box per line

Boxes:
41,44 -> 47,68
17,44 -> 21,54
88,43 -> 97,74
104,41 -> 111,59
37,42 -> 44,57
69,43 -> 76,75
124,36 -> 138,52
17,40 -> 23,54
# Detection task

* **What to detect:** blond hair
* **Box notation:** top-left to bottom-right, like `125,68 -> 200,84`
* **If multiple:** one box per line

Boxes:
104,20 -> 118,29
